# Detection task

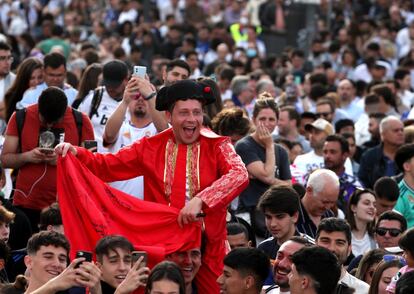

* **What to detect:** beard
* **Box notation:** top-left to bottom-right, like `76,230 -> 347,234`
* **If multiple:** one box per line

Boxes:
276,279 -> 290,289
134,108 -> 146,117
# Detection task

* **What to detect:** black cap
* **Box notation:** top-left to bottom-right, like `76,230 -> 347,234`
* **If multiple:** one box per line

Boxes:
156,80 -> 216,111
102,60 -> 128,88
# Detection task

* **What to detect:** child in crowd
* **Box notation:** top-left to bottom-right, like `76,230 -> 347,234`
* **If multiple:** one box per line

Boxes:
386,228 -> 414,293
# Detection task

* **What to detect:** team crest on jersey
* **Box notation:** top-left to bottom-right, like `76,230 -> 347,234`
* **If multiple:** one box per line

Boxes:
122,131 -> 131,139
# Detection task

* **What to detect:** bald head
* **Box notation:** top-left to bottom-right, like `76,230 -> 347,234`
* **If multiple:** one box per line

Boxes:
379,116 -> 403,134
217,43 -> 229,60
379,116 -> 405,147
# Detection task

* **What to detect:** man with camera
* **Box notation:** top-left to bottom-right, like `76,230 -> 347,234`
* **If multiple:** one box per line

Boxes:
24,231 -> 101,294
1,87 -> 94,231
94,235 -> 149,294
102,68 -> 169,198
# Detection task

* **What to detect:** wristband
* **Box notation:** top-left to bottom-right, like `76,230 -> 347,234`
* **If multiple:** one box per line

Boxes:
144,91 -> 156,100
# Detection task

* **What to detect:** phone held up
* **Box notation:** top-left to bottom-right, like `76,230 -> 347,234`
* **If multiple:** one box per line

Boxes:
131,251 -> 148,269
75,250 -> 93,268
133,66 -> 146,78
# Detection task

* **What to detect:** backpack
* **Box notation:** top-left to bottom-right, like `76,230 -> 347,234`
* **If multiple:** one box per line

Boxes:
88,86 -> 104,119
16,108 -> 83,151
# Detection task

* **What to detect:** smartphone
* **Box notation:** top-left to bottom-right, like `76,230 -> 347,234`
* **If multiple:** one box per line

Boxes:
84,140 -> 98,152
133,66 -> 146,78
75,250 -> 93,268
131,251 -> 147,269
39,148 -> 55,155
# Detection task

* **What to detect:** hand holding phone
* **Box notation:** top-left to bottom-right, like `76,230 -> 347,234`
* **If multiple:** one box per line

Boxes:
131,251 -> 147,269
133,66 -> 146,78
75,250 -> 93,268
39,148 -> 55,155
84,140 -> 98,152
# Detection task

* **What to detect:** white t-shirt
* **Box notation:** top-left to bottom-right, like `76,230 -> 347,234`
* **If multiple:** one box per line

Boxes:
340,271 -> 370,294
78,88 -> 121,152
0,78 -> 5,102
400,90 -> 414,109
262,285 -> 282,294
351,231 -> 377,257
406,104 -> 414,120
221,89 -> 232,101
107,121 -> 157,199
355,113 -> 371,147
293,151 -> 354,184
18,82 -> 78,109
0,135 -> 12,199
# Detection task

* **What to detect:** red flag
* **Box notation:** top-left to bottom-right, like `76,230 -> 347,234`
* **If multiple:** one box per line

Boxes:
57,153 -> 201,268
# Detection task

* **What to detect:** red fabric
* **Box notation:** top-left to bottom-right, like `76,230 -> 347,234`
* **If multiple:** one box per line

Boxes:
71,128 -> 249,294
7,105 -> 94,210
57,153 -> 201,268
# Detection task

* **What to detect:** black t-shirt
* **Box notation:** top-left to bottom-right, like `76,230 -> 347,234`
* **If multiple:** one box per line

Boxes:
258,237 -> 280,260
257,230 -> 308,260
235,136 -> 291,210
101,281 -> 116,294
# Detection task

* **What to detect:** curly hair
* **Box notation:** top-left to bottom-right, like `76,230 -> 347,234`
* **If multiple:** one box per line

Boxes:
211,107 -> 251,137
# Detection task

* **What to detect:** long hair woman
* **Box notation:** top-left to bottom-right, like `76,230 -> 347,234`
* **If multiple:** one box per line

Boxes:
4,57 -> 43,122
145,261 -> 185,294
346,189 -> 377,257
368,258 -> 405,294
72,63 -> 103,109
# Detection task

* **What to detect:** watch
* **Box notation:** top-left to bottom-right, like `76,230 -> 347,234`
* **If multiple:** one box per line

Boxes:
144,91 -> 156,100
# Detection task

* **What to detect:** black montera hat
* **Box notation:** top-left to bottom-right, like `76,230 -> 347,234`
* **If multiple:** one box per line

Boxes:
156,80 -> 216,111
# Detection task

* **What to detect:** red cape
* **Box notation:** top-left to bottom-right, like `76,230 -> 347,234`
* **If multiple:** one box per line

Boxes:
57,153 -> 201,268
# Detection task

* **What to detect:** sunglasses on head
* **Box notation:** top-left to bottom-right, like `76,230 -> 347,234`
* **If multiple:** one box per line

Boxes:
376,227 -> 402,237
383,254 -> 407,266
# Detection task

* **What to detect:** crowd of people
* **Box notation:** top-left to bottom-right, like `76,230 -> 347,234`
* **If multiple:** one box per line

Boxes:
0,0 -> 414,293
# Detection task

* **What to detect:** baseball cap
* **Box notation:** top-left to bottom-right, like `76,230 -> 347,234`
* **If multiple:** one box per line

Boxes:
374,60 -> 390,71
102,60 -> 128,88
384,246 -> 404,254
305,118 -> 334,135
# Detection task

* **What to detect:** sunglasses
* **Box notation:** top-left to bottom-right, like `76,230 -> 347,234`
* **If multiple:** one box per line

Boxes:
383,254 -> 407,266
376,228 -> 402,237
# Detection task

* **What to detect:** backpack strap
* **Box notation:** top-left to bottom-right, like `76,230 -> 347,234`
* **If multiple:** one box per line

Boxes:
71,108 -> 83,145
15,108 -> 27,152
88,86 -> 104,119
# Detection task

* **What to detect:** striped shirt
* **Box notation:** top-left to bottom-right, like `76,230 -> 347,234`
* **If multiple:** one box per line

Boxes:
296,201 -> 335,239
